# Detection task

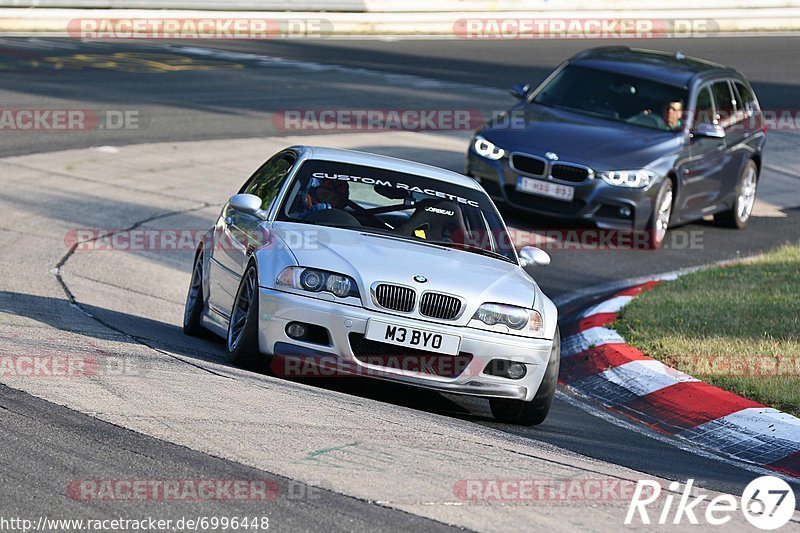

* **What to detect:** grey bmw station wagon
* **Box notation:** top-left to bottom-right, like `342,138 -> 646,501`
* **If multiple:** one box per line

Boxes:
467,46 -> 766,248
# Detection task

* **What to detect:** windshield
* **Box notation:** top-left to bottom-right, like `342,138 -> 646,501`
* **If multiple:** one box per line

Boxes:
277,159 -> 516,262
533,65 -> 689,131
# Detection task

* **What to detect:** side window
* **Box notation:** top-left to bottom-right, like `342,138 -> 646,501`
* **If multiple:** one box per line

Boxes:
711,81 -> 735,123
733,81 -> 757,114
694,86 -> 715,126
240,154 -> 296,211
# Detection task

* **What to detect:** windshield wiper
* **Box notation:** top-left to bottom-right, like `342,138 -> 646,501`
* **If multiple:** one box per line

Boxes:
422,240 -> 514,263
303,223 -> 516,263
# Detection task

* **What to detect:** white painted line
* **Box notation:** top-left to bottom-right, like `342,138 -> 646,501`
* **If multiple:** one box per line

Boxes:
715,407 -> 800,443
556,390 -> 800,484
599,359 -> 699,397
169,45 -> 506,97
561,326 -> 625,357
579,295 -> 633,318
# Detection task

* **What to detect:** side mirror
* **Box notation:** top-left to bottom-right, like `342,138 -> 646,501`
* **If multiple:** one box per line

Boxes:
510,83 -> 531,100
518,246 -> 551,268
229,193 -> 266,219
692,122 -> 725,139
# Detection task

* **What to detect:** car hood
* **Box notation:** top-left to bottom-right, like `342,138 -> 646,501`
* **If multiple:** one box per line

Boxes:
270,222 -> 539,324
480,103 -> 685,169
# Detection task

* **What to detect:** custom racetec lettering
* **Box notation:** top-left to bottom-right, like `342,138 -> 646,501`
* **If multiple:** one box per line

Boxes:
310,171 -> 480,207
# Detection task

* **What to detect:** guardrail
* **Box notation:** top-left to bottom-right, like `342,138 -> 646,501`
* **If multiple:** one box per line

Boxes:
4,0 -> 800,11
2,4 -> 800,36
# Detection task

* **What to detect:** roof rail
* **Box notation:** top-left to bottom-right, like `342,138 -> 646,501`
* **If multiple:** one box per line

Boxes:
572,46 -> 631,59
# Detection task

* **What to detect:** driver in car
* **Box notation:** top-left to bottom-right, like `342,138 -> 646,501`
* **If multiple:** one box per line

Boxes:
299,177 -> 350,217
662,100 -> 684,130
639,100 -> 684,130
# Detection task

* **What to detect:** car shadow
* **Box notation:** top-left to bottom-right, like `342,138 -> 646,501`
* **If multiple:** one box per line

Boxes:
0,290 -> 485,422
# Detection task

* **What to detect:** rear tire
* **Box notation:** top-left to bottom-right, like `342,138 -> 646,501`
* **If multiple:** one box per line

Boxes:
646,179 -> 673,250
714,160 -> 758,229
226,262 -> 263,368
490,328 -> 560,426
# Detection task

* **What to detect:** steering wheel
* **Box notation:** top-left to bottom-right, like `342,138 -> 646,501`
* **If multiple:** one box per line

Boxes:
346,200 -> 395,230
627,112 -> 667,129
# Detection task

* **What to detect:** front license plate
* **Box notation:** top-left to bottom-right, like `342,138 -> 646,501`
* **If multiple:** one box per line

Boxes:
364,320 -> 461,355
516,176 -> 575,202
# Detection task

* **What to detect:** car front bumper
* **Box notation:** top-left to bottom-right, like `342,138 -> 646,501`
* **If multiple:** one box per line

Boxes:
467,150 -> 660,231
257,287 -> 554,402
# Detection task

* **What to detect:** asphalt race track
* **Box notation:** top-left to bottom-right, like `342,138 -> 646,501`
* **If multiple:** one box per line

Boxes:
1,36 -> 799,531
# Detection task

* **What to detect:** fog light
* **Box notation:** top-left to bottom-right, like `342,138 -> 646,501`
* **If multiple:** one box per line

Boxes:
506,363 -> 527,380
619,206 -> 632,218
286,322 -> 307,340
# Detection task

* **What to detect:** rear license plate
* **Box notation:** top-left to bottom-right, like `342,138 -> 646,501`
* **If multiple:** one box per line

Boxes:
364,320 -> 461,355
516,176 -> 575,201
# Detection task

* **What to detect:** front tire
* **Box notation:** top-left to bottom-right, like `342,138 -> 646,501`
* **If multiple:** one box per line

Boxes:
714,160 -> 758,229
490,328 -> 560,426
226,262 -> 263,368
646,179 -> 673,250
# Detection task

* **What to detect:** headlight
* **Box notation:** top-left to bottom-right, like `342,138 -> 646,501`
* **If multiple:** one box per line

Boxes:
470,303 -> 544,337
276,267 -> 359,299
599,169 -> 656,188
473,135 -> 506,160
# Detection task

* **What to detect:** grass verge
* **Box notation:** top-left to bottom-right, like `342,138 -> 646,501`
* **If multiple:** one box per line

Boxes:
614,244 -> 800,417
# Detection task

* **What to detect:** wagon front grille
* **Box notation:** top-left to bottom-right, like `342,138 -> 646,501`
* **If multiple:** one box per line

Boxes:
551,163 -> 591,183
374,284 -> 416,313
510,154 -> 547,177
419,292 -> 462,320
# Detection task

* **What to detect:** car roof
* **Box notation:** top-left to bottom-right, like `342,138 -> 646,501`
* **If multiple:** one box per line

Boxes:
569,46 -> 738,88
295,146 -> 482,190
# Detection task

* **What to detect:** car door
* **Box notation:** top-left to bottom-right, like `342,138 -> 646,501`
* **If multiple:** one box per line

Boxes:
714,80 -> 753,205
724,80 -> 765,204
207,152 -> 296,319
680,83 -> 728,217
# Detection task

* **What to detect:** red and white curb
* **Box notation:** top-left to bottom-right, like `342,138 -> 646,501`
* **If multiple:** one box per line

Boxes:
559,280 -> 800,478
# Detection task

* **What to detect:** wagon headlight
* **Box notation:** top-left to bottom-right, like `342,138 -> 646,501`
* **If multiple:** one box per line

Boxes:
473,135 -> 506,160
277,267 -> 359,299
471,303 -> 544,337
599,169 -> 656,188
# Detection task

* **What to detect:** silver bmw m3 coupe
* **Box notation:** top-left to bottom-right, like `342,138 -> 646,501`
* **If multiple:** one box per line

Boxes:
184,146 -> 560,425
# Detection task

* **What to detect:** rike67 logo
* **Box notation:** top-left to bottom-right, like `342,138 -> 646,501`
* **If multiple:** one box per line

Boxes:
626,476 -> 796,529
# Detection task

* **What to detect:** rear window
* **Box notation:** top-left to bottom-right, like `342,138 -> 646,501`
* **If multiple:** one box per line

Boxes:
733,81 -> 758,114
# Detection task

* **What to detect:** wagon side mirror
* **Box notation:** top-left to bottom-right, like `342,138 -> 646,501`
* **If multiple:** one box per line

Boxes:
519,246 -> 551,267
510,83 -> 531,99
692,122 -> 725,139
